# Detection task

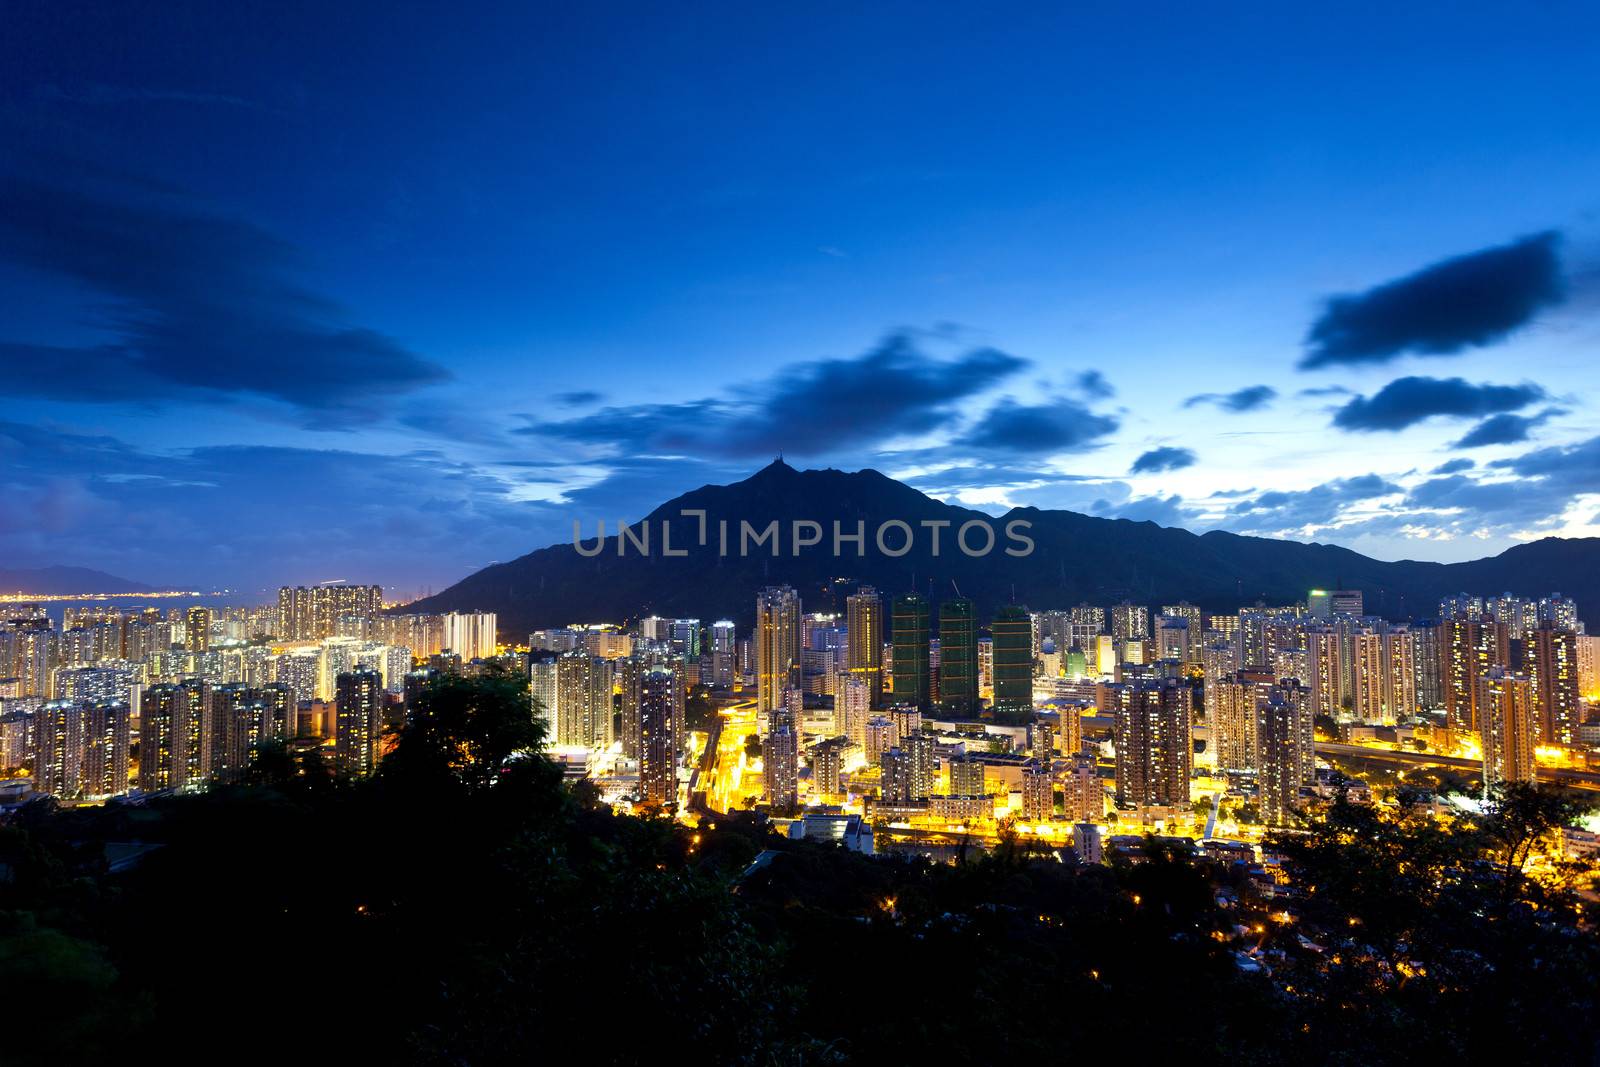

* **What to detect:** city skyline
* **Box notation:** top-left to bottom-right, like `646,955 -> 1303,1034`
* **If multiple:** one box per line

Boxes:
5,4 -> 1600,590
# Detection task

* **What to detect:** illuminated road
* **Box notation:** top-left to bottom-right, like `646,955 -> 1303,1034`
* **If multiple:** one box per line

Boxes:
1316,741 -> 1600,791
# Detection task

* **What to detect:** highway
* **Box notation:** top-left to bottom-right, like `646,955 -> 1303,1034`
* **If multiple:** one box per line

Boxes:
1316,741 -> 1600,791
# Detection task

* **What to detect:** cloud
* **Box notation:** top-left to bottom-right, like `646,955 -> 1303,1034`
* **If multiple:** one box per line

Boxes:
1183,385 -> 1276,412
524,333 -> 1028,458
1451,408 -> 1562,448
1431,458 -> 1475,474
0,419 -> 556,589
0,164 -> 446,422
1130,446 -> 1197,474
1300,232 -> 1564,368
1493,433 -> 1600,495
1075,370 -> 1115,400
1095,494 -> 1191,527
554,390 -> 605,407
1227,473 -> 1404,531
957,398 -> 1119,454
1331,376 -> 1545,432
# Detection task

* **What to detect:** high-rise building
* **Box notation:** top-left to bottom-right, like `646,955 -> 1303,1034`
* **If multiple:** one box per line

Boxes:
1308,589 -> 1364,619
1056,706 -> 1083,756
880,747 -> 913,804
990,605 -> 1033,717
1112,679 -> 1190,810
139,683 -> 191,793
839,677 -> 872,747
185,606 -> 212,652
811,736 -> 846,797
442,612 -> 498,660
1307,626 -> 1343,719
1209,675 -> 1259,772
1537,593 -> 1579,633
638,668 -> 677,808
763,722 -> 799,811
890,593 -> 931,710
1445,617 -> 1509,734
334,668 -> 383,777
1020,760 -> 1053,820
1111,602 -> 1149,641
616,657 -> 644,758
1062,756 -> 1100,823
1524,625 -> 1579,746
277,584 -> 383,641
1382,625 -> 1418,721
1258,683 -> 1314,825
846,587 -> 884,707
1351,629 -> 1385,723
1478,669 -> 1536,787
1154,616 -> 1192,665
937,598 -> 979,715
555,654 -> 613,749
865,715 -> 898,763
709,620 -> 737,688
905,731 -> 936,800
85,701 -> 132,798
948,752 -> 986,796
756,586 -> 802,717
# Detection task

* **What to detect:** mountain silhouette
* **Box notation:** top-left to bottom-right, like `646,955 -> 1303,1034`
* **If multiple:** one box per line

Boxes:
405,460 -> 1599,633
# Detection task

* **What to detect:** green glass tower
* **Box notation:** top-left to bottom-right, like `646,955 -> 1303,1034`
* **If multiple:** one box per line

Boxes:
938,597 -> 979,716
991,604 -> 1034,718
891,593 -> 931,710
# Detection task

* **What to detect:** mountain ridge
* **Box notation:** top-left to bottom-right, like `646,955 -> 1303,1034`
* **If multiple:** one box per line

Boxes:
0,565 -> 157,595
405,460 -> 1599,632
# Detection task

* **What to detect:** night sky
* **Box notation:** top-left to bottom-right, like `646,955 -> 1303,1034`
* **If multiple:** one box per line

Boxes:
3,2 -> 1599,594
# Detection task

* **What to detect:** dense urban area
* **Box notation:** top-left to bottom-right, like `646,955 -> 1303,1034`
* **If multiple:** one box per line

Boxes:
2,580 -> 1597,1062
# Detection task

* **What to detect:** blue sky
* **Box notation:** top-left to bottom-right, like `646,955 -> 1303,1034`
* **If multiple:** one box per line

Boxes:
3,2 -> 1599,594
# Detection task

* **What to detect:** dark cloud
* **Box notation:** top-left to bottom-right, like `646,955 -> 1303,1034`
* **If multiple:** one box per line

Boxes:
1300,232 -> 1564,369
0,419 -> 556,589
0,165 -> 446,421
1431,458 -> 1475,474
1075,370 -> 1115,400
554,390 -> 605,407
1331,376 -> 1545,432
1493,433 -> 1600,495
525,333 -> 1028,458
1129,446 -> 1197,474
958,398 -> 1119,454
1227,473 -> 1403,530
1183,385 -> 1276,412
1452,408 -> 1562,448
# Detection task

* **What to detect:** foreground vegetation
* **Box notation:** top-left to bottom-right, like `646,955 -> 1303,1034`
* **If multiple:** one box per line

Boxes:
1,668 -> 1596,1064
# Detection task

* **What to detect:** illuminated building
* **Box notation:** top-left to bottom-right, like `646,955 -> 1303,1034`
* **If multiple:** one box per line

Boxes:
555,653 -> 613,748
1445,616 -> 1509,734
891,593 -> 930,710
756,585 -> 802,716
1210,675 -> 1259,772
209,683 -> 293,782
1154,615 -> 1192,664
139,683 -> 193,792
1112,679 -> 1190,809
1111,601 -> 1149,641
1479,668 -> 1536,786
1351,628 -> 1385,723
905,731 -> 936,800
85,701 -> 132,797
278,584 -> 383,641
638,667 -> 677,808
1258,683 -> 1314,825
881,747 -> 913,804
334,668 -> 383,776
1382,625 -> 1417,720
185,605 -> 211,652
1020,760 -> 1053,820
846,586 -> 884,707
811,736 -> 846,796
990,605 -> 1033,716
1524,625 -> 1579,746
865,715 -> 897,763
1538,593 -> 1579,633
840,677 -> 872,746
763,722 -> 799,811
1062,756 -> 1100,822
948,752 -> 986,796
1056,705 -> 1083,755
709,620 -> 737,688
938,597 -> 979,715
1306,626 -> 1343,718
616,657 -> 643,758
442,612 -> 497,660
1032,720 -> 1055,761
